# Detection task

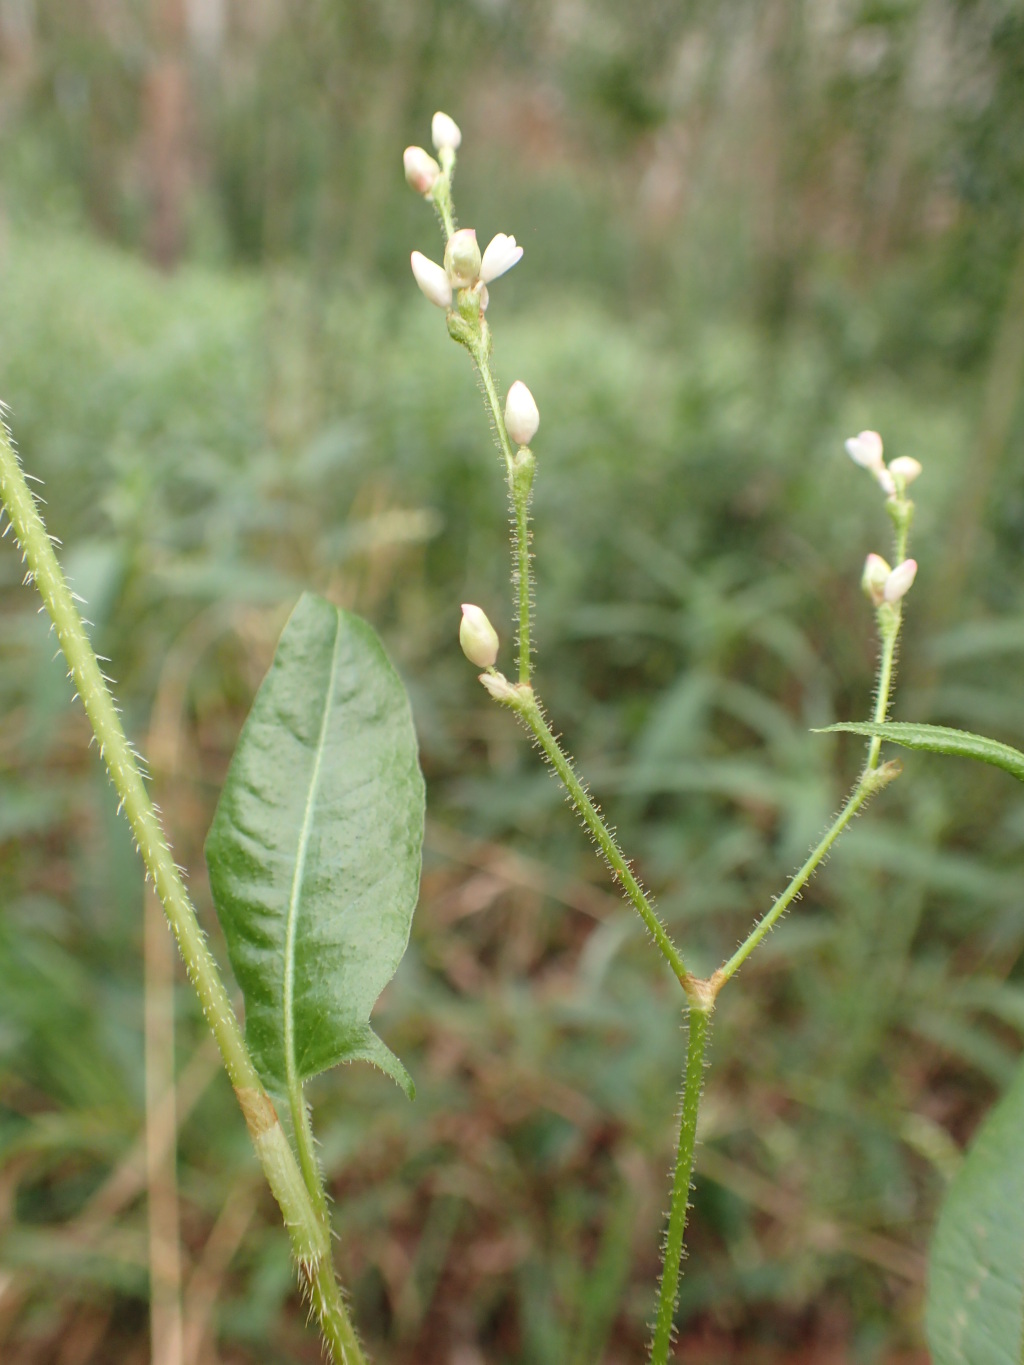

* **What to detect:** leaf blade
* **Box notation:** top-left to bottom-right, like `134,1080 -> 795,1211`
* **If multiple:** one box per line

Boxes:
817,721 -> 1024,784
926,1057 -> 1024,1365
205,593 -> 425,1096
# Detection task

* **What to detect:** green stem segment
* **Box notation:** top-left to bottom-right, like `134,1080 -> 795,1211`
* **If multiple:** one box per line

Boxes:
718,762 -> 898,982
0,417 -> 365,1365
470,336 -> 533,683
510,686 -> 690,986
720,493 -> 913,984
291,1083 -> 331,1225
434,155 -> 534,686
650,1004 -> 711,1365
867,498 -> 911,771
432,148 -> 457,239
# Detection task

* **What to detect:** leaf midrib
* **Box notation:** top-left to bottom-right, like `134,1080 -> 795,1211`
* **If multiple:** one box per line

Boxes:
282,611 -> 343,1091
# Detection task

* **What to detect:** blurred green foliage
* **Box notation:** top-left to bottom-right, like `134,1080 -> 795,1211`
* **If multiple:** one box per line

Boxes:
1,1 -> 1023,1361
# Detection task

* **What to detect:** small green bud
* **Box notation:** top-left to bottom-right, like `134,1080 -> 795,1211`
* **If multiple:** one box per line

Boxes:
445,229 -> 481,289
513,448 -> 536,500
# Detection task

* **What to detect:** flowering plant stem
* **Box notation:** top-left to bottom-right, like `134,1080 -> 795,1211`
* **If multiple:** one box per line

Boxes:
508,686 -> 691,986
650,1004 -> 712,1365
0,415 -> 364,1365
423,128 -> 920,1359
467,333 -> 534,685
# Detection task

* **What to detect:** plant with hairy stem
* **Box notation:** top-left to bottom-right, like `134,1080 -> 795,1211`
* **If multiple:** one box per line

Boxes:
0,397 -> 423,1364
406,112 -> 919,1362
6,99 -> 1021,1365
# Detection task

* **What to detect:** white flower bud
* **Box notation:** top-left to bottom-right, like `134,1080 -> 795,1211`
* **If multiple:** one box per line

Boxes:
504,381 -> 540,446
460,603 -> 499,668
403,145 -> 440,196
862,553 -> 892,606
431,111 -> 462,151
480,233 -> 523,284
888,456 -> 922,487
845,430 -> 885,472
884,558 -> 918,604
410,251 -> 452,308
479,670 -> 520,703
444,228 -> 481,288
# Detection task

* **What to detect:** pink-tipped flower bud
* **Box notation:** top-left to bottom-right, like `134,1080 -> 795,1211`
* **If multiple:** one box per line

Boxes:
504,381 -> 540,446
480,232 -> 523,284
884,558 -> 918,604
444,228 -> 481,288
460,604 -> 499,668
403,145 -> 440,196
845,430 -> 885,472
888,456 -> 922,487
431,111 -> 462,151
410,251 -> 452,308
862,553 -> 892,606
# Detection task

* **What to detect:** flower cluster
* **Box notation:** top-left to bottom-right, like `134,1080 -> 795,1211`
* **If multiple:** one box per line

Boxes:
844,430 -> 921,498
404,111 -> 524,311
847,430 -> 921,607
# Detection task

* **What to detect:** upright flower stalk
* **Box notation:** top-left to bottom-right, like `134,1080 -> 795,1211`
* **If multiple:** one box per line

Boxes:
405,117 -> 923,1358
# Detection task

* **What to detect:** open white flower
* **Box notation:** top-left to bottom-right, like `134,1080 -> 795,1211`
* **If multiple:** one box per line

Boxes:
845,430 -> 884,472
410,251 -> 452,308
845,429 -> 897,495
480,233 -> 523,284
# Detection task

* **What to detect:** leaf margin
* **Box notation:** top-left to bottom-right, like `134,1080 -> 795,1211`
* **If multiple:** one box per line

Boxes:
205,591 -> 425,1100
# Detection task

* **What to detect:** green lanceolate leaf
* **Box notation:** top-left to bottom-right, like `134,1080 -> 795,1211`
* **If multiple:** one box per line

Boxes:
205,593 -> 425,1098
926,1056 -> 1024,1365
818,722 -> 1024,784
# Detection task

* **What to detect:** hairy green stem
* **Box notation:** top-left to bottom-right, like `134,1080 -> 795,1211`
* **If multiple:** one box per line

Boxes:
469,336 -> 534,683
867,498 -> 911,771
432,148 -> 456,239
0,416 -> 365,1365
290,1081 -> 331,1225
719,773 -> 886,982
434,158 -> 534,686
509,686 -> 691,986
513,481 -> 533,684
649,1004 -> 711,1365
720,494 -> 913,983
